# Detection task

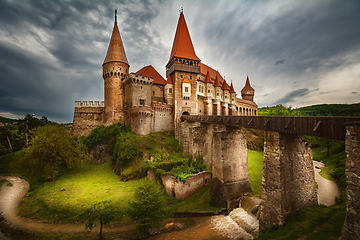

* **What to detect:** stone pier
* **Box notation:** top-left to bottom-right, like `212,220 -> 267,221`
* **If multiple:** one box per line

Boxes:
340,123 -> 360,240
180,121 -> 252,208
259,131 -> 317,228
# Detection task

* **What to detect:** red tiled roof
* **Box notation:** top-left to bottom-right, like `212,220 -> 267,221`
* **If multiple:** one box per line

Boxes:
213,74 -> 221,87
242,76 -> 254,91
204,70 -> 212,83
222,79 -> 230,91
167,75 -> 173,84
103,16 -> 129,66
236,98 -> 258,107
229,82 -> 236,93
135,65 -> 166,85
199,63 -> 224,85
168,13 -> 200,64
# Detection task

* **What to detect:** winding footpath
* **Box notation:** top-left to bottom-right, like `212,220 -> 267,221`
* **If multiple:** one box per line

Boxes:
0,161 -> 340,239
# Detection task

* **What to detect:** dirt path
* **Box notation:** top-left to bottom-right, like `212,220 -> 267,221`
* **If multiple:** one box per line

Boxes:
313,161 -> 340,206
0,176 -> 135,237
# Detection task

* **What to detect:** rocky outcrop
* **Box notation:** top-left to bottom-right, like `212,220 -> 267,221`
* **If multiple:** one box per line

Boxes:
89,143 -> 111,163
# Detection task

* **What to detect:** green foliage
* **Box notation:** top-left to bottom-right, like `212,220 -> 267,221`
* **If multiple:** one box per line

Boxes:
12,125 -> 90,181
85,200 -> 117,240
259,104 -> 303,116
170,154 -> 209,183
83,122 -> 127,148
111,131 -> 142,173
298,103 -> 360,116
128,179 -> 169,238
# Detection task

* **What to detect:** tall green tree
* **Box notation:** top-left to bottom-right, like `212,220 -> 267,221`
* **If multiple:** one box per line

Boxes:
85,200 -> 116,240
128,179 -> 169,238
14,125 -> 89,181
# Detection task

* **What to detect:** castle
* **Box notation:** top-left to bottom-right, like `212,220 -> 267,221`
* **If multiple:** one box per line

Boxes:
72,10 -> 258,137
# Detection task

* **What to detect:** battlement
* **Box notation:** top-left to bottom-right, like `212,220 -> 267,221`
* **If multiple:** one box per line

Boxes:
130,105 -> 154,117
123,73 -> 154,85
151,101 -> 173,112
75,101 -> 105,108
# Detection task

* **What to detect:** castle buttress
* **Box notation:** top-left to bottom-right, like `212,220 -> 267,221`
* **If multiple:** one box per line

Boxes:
72,10 -> 258,137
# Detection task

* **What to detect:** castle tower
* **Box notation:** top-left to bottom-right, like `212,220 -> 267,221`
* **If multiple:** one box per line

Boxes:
221,79 -> 230,115
102,10 -> 129,125
166,10 -> 201,138
213,74 -> 222,115
241,76 -> 255,102
229,82 -> 237,115
204,70 -> 213,115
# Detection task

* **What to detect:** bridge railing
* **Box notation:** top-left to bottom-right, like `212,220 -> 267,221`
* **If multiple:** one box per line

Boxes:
181,115 -> 360,140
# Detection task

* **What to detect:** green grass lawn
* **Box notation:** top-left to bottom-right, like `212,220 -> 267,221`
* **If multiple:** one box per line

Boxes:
248,149 -> 263,197
18,161 -> 140,223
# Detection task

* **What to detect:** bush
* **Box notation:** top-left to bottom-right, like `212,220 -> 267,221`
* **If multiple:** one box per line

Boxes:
128,179 -> 169,238
12,125 -> 90,181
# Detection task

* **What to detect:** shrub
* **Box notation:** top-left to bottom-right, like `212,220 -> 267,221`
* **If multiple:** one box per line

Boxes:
128,179 -> 169,238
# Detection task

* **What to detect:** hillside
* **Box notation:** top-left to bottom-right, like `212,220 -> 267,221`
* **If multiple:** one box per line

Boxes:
259,103 -> 360,117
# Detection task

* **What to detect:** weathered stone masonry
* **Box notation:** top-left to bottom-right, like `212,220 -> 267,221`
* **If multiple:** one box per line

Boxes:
259,131 -> 317,229
341,123 -> 360,240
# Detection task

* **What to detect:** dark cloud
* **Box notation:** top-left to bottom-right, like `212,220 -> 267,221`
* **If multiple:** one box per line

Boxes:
275,60 -> 285,65
272,88 -> 311,106
351,92 -> 358,94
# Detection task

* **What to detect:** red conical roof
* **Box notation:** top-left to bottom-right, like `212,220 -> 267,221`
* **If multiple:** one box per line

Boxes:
242,76 -> 254,91
213,74 -> 221,87
229,82 -> 236,93
135,65 -> 166,85
168,12 -> 200,64
103,11 -> 129,66
167,75 -> 173,84
222,79 -> 230,91
204,70 -> 212,83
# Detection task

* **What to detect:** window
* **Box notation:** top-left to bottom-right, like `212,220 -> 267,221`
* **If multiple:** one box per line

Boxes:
169,88 -> 172,93
190,76 -> 192,80
185,87 -> 189,93
199,86 -> 201,92
217,93 -> 219,96
140,99 -> 145,105
181,75 -> 183,78
208,90 -> 210,93
153,91 -> 155,95
140,86 -> 142,89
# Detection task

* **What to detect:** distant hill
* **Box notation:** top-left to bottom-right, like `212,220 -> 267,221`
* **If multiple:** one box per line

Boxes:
298,103 -> 360,117
0,116 -> 17,124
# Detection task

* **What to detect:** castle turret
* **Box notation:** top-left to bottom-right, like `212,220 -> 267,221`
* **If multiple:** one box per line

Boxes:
166,9 -> 201,137
165,75 -> 174,104
241,76 -> 255,102
102,9 -> 129,125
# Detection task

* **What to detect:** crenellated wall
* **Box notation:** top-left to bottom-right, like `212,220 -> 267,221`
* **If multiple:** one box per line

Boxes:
72,101 -> 105,137
259,131 -> 317,229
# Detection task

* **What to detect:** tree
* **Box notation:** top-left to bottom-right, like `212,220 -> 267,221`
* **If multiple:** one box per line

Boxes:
85,200 -> 116,240
128,179 -> 169,238
15,125 -> 89,181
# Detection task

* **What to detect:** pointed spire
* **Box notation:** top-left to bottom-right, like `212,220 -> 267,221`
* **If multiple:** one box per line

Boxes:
204,70 -> 212,83
229,82 -> 236,93
222,79 -> 230,91
103,9 -> 129,66
242,76 -> 254,91
213,74 -> 221,87
167,75 -> 173,84
168,11 -> 200,64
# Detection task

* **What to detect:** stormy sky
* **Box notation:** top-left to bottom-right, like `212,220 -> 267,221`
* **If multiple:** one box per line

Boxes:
0,0 -> 359,123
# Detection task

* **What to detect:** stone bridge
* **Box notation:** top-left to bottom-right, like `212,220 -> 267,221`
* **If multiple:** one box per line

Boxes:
180,115 -> 360,239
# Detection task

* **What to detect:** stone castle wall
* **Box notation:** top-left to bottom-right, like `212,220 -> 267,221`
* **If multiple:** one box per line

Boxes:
161,171 -> 211,200
72,101 -> 105,137
340,123 -> 360,240
152,102 -> 173,133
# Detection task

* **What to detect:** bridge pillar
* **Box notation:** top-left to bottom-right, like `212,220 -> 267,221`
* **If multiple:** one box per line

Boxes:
341,123 -> 360,240
259,131 -> 317,229
211,127 -> 252,209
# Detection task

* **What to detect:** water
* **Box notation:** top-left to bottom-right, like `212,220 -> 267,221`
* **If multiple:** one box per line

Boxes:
149,208 -> 258,240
